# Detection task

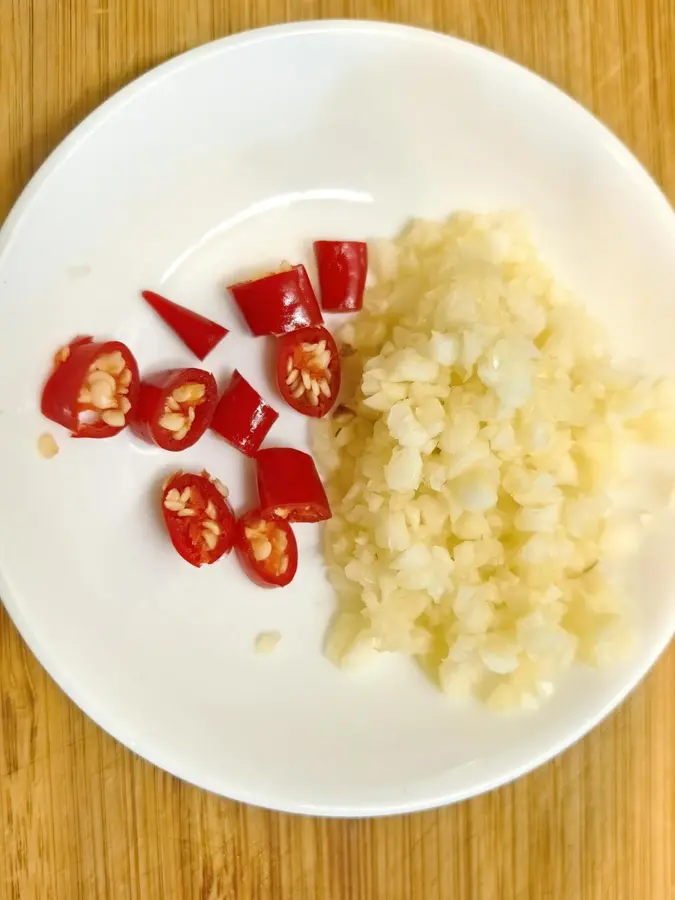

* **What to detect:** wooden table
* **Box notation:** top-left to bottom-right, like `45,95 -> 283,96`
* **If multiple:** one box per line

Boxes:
1,2 -> 674,898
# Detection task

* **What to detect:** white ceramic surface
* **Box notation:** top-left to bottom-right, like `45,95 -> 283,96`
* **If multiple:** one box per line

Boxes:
1,21 -> 675,817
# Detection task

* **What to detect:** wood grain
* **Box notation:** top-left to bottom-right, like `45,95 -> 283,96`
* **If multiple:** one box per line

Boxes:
1,1 -> 674,897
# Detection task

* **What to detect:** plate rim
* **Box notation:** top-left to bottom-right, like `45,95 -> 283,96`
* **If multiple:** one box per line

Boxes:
1,19 -> 674,817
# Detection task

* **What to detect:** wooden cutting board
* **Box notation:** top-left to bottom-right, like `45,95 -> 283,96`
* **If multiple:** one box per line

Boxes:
0,1 -> 673,897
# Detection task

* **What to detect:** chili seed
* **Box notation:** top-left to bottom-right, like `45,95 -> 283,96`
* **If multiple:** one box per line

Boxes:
319,380 -> 331,398
278,556 -> 289,575
212,479 -> 229,497
274,531 -> 288,551
252,538 -> 272,561
78,409 -> 100,425
255,631 -> 281,654
119,397 -> 132,414
88,369 -> 117,388
203,530 -> 218,551
109,352 -> 126,375
286,357 -> 293,374
301,370 -> 312,390
119,367 -> 132,387
159,413 -> 187,432
177,508 -> 196,517
90,370 -> 116,388
90,381 -> 116,410
37,432 -> 59,459
180,487 -> 191,503
291,384 -> 305,399
203,520 -> 221,535
172,385 -> 191,404
101,410 -> 125,427
95,352 -> 125,375
205,501 -> 217,519
173,382 -> 205,404
285,369 -> 299,386
307,392 -> 319,407
164,500 -> 185,512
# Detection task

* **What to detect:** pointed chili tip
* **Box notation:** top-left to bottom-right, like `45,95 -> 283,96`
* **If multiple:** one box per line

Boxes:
141,290 -> 229,361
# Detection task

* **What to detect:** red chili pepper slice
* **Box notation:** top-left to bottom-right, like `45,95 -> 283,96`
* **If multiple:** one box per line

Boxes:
131,368 -> 217,451
276,325 -> 340,418
210,370 -> 279,458
235,509 -> 298,588
257,447 -> 331,523
228,264 -> 323,336
41,336 -> 140,438
314,241 -> 368,313
142,290 -> 228,360
161,471 -> 235,567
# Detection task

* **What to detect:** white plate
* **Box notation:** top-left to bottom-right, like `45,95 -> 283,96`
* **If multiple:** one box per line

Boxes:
1,21 -> 675,817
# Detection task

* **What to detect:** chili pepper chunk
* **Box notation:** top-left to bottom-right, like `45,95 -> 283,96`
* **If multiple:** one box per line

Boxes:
276,325 -> 340,418
229,264 -> 323,337
210,370 -> 278,458
41,336 -> 139,438
314,240 -> 368,313
142,291 -> 228,360
235,510 -> 298,588
161,471 -> 235,567
132,368 -> 217,451
256,447 -> 331,523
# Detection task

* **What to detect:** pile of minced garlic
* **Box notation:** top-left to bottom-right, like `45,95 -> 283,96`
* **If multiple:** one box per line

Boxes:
312,211 -> 675,711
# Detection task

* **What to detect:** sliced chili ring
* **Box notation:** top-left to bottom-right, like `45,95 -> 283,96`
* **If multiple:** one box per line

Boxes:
161,471 -> 235,567
314,241 -> 368,312
131,367 -> 217,451
41,336 -> 140,438
257,447 -> 331,523
235,510 -> 298,588
210,370 -> 279,458
228,264 -> 323,337
141,290 -> 228,360
276,325 -> 340,418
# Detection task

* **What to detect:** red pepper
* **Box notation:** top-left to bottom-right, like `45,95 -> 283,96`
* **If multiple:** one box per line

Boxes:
314,241 -> 368,312
162,471 -> 235,567
228,265 -> 323,336
41,336 -> 140,438
210,370 -> 278,458
142,290 -> 228,360
131,367 -> 217,451
276,325 -> 340,418
257,447 -> 331,523
235,509 -> 298,588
